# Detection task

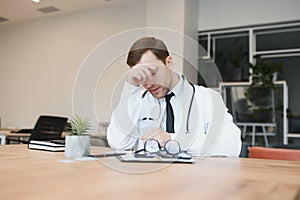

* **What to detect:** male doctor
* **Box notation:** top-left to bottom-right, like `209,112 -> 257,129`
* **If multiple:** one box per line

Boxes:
107,37 -> 241,157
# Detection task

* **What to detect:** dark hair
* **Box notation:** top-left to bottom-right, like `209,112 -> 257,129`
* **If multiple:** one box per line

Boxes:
126,37 -> 170,67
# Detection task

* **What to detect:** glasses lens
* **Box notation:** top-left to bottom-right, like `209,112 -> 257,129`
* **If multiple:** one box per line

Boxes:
145,139 -> 160,153
165,140 -> 181,155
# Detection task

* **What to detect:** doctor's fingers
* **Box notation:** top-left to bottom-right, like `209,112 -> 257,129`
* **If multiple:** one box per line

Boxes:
147,129 -> 170,145
132,65 -> 153,80
127,66 -> 152,86
127,72 -> 146,86
143,127 -> 161,138
141,127 -> 160,143
132,64 -> 153,76
157,131 -> 171,146
133,71 -> 151,82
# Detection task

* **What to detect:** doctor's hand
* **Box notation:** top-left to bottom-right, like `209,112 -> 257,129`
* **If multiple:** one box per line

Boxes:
142,127 -> 171,147
127,64 -> 156,86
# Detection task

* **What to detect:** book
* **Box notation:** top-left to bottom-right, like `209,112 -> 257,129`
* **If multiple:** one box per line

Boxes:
28,140 -> 65,152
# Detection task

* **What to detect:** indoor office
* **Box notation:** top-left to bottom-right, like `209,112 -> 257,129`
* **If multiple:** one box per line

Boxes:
0,0 -> 300,199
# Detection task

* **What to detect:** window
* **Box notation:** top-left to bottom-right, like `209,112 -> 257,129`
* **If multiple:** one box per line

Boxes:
256,26 -> 300,51
199,31 -> 249,85
199,21 -> 300,144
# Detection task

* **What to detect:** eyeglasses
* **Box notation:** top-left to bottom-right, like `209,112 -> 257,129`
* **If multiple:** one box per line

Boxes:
134,139 -> 183,158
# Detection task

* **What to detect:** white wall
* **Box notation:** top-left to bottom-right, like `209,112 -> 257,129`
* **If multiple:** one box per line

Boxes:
5,0 -> 297,129
0,0 -> 199,130
145,0 -> 185,74
199,0 -> 300,30
95,0 -> 200,128
183,0 -> 199,84
145,0 -> 200,83
0,0 -> 146,128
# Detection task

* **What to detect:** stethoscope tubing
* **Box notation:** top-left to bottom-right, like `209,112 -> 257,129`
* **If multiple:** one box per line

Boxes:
140,76 -> 195,134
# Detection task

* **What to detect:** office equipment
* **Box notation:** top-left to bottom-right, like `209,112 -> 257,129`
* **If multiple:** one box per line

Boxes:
27,115 -> 68,151
0,145 -> 300,199
29,115 -> 68,141
88,152 -> 126,158
131,139 -> 193,163
118,153 -> 195,163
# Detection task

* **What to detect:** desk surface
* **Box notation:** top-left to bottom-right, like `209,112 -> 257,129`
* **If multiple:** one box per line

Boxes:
0,129 -> 31,137
1,145 -> 300,200
0,129 -> 105,138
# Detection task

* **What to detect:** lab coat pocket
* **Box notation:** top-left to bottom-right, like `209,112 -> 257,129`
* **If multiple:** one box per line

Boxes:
138,118 -> 157,136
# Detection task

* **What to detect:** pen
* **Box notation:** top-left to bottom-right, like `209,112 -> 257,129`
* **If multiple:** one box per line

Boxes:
88,153 -> 126,158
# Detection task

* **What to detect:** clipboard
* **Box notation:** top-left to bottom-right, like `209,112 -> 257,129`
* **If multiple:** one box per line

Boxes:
117,153 -> 195,164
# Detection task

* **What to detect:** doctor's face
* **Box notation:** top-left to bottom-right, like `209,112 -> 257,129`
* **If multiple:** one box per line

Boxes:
138,50 -> 173,99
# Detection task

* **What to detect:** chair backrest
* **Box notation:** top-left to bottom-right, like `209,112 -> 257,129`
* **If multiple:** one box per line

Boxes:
29,115 -> 68,141
249,146 -> 300,161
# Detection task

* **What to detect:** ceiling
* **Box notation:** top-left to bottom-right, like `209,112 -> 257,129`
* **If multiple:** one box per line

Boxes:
0,0 -> 123,26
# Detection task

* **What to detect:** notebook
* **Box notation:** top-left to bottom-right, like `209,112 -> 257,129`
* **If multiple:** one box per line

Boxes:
28,140 -> 65,152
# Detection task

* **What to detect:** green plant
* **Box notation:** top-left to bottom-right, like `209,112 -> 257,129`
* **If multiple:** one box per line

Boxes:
250,60 -> 284,88
246,60 -> 284,104
68,116 -> 91,135
243,60 -> 284,123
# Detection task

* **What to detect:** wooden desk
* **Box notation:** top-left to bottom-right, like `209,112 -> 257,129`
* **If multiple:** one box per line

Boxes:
0,130 -> 107,146
0,145 -> 300,200
0,130 -> 31,144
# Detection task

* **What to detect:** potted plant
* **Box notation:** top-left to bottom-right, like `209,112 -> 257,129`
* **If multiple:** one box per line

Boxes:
65,116 -> 91,158
250,60 -> 284,88
244,60 -> 284,122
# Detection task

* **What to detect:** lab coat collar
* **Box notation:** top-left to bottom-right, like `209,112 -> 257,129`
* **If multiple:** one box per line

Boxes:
169,73 -> 184,98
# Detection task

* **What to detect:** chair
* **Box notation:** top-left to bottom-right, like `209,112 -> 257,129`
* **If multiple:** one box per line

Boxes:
90,121 -> 110,147
29,115 -> 68,141
249,146 -> 300,161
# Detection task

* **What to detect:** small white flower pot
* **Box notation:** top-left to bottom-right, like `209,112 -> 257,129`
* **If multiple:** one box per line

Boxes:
65,135 -> 90,158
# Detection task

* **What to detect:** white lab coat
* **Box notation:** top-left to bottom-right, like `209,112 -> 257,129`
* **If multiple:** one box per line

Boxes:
107,77 -> 241,157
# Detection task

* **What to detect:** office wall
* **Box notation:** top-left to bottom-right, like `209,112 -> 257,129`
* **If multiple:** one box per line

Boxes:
183,0 -> 199,84
145,0 -> 185,73
95,0 -> 199,128
0,0 -> 146,128
199,0 -> 300,30
144,0 -> 199,84
0,0 -> 198,130
3,0 -> 298,129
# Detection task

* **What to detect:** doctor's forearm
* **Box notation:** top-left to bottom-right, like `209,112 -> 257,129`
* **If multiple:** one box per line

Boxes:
107,82 -> 142,149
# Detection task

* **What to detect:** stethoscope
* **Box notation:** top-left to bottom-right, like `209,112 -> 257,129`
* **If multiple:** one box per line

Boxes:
140,76 -> 195,134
